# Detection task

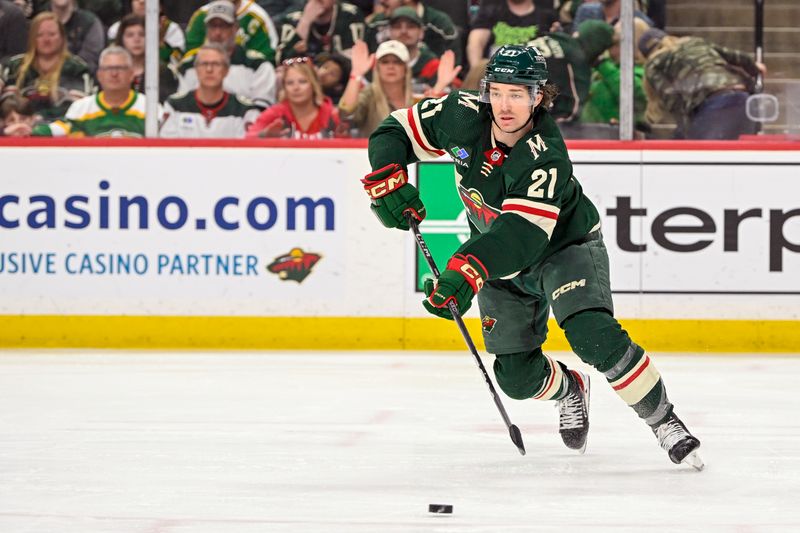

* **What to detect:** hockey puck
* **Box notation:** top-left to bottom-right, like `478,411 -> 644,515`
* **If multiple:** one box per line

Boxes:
428,504 -> 453,514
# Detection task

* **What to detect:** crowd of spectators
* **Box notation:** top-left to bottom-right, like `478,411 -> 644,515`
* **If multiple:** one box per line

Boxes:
0,0 -> 768,140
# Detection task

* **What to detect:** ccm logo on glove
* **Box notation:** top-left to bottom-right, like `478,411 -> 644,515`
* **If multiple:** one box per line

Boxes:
362,164 -> 408,199
447,254 -> 487,293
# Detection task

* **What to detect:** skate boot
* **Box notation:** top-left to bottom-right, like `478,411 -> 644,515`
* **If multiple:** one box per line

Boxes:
557,370 -> 590,453
652,410 -> 704,471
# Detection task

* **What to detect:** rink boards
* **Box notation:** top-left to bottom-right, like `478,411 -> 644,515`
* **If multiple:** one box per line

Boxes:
0,139 -> 798,351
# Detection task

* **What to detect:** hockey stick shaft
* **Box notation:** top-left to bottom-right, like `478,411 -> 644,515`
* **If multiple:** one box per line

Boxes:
406,213 -> 526,456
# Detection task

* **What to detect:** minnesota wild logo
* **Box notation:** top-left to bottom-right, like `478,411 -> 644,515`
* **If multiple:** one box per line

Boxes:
267,247 -> 321,283
457,185 -> 501,232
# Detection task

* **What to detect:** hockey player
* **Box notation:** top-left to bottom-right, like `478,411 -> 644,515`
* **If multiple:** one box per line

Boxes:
361,44 -> 704,469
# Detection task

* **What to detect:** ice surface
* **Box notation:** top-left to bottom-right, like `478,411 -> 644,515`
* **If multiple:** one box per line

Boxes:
1,351 -> 798,532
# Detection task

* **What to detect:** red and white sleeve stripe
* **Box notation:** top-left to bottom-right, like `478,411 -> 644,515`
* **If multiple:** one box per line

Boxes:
389,105 -> 445,161
501,198 -> 560,239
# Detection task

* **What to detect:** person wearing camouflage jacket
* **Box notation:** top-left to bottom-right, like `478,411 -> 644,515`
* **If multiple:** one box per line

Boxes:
639,29 -> 766,139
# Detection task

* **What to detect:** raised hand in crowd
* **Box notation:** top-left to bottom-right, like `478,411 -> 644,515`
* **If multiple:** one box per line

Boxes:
429,50 -> 462,96
349,40 -> 375,82
293,0 -> 330,49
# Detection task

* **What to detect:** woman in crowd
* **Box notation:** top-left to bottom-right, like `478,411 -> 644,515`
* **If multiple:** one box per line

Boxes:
114,13 -> 178,102
246,56 -> 340,139
0,11 -> 94,121
337,39 -> 413,138
108,0 -> 185,65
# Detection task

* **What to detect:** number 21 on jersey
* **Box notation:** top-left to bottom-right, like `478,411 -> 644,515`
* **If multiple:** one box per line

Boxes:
528,168 -> 557,199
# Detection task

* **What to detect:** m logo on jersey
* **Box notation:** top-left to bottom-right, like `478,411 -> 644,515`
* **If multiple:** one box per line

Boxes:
267,247 -> 321,283
527,134 -> 548,160
457,92 -> 480,112
458,186 -> 500,231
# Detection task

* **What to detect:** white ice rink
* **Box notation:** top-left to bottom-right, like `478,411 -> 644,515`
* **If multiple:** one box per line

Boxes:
1,351 -> 799,533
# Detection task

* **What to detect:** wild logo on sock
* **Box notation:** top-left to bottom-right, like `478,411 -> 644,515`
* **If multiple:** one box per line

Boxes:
266,248 -> 321,283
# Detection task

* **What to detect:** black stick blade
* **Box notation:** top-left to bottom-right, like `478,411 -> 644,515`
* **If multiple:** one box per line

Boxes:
509,424 -> 526,456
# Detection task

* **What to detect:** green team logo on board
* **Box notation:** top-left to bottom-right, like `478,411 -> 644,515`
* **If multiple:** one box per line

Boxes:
415,162 -> 471,292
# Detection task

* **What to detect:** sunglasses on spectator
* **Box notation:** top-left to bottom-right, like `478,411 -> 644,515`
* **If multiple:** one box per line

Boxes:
282,56 -> 312,66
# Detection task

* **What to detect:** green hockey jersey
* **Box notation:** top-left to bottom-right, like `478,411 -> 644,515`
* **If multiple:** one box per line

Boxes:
527,33 -> 590,122
278,1 -> 365,60
185,0 -> 278,64
32,90 -> 149,138
160,91 -> 259,138
368,90 -> 601,279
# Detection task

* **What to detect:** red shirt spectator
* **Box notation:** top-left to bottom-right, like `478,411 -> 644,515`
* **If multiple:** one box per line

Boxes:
247,57 -> 341,139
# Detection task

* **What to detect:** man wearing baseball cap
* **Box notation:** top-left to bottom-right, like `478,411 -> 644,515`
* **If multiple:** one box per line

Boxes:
366,0 -> 459,60
184,0 -> 279,64
177,0 -> 277,109
388,5 -> 460,95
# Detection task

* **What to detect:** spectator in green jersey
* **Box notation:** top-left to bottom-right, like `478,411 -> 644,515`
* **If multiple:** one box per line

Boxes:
33,45 -> 152,137
0,11 -> 94,121
177,0 -> 276,109
278,0 -> 365,61
581,18 -> 648,131
161,43 -> 259,138
525,19 -> 614,126
387,6 -> 461,95
366,0 -> 459,61
185,0 -> 278,64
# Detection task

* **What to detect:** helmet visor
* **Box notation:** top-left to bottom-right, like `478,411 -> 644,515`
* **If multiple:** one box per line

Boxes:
478,80 -> 539,106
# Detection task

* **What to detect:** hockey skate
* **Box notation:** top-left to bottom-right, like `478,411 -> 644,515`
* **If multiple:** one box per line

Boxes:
652,411 -> 704,471
557,370 -> 590,453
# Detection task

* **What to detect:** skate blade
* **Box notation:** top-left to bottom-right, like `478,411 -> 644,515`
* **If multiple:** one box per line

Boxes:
682,450 -> 705,472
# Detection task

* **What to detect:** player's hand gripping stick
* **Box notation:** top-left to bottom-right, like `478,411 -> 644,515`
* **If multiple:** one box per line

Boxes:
362,163 -> 426,230
406,211 -> 526,456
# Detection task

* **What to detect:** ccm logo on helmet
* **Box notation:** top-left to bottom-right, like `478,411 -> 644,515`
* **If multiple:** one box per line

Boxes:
494,67 -> 515,73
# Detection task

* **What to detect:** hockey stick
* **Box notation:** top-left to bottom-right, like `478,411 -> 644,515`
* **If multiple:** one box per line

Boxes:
406,212 -> 526,456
